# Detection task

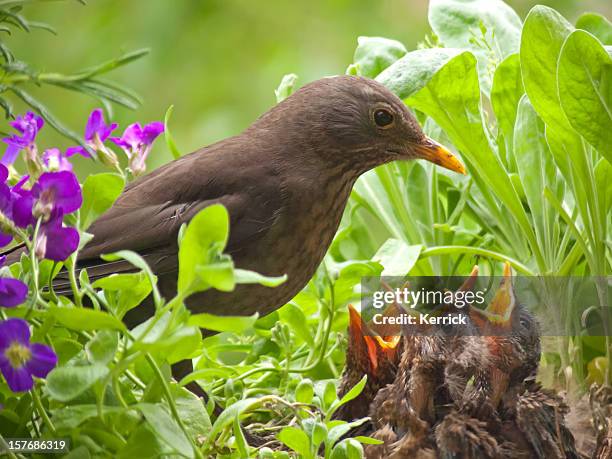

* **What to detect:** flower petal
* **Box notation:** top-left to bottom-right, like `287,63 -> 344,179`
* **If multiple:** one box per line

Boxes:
142,122 -> 165,144
0,278 -> 28,307
84,109 -> 104,141
0,164 -> 7,182
26,343 -> 57,378
65,146 -> 92,158
34,171 -> 83,215
1,143 -> 22,166
0,361 -> 33,392
0,318 -> 31,351
39,218 -> 79,261
12,194 -> 33,228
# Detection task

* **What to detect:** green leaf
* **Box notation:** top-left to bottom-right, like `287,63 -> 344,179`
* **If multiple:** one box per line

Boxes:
80,173 -> 125,230
376,47 -> 462,99
93,271 -> 154,318
86,330 -> 118,365
491,53 -> 524,153
373,239 -> 422,276
337,375 -> 367,407
205,398 -> 259,448
164,105 -> 182,159
295,378 -> 315,404
352,36 -> 407,78
330,439 -> 364,459
119,423 -> 171,459
576,12 -> 612,45
188,312 -> 258,334
47,307 -> 126,331
233,414 -> 249,458
279,303 -> 313,346
101,250 -> 161,306
138,403 -> 192,458
46,364 -> 109,402
234,269 -> 287,287
428,0 -> 522,91
558,29 -> 612,162
178,204 -> 230,294
275,73 -> 298,103
353,436 -> 384,445
277,426 -> 312,459
513,95 -> 558,246
520,5 -> 574,132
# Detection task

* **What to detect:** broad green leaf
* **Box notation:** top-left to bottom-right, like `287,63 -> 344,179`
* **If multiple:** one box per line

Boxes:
295,378 -> 315,404
93,271 -> 153,318
279,303 -> 314,346
352,36 -> 407,78
46,364 -> 109,402
86,330 -> 118,365
399,51 -> 541,266
429,0 -> 522,91
101,250 -> 161,306
195,258 -> 235,292
520,5 -> 574,132
576,12 -> 612,45
558,30 -> 612,162
178,204 -> 230,294
119,423 -> 172,459
330,438 -> 364,459
373,239 -> 422,276
175,392 -> 213,438
491,54 -> 524,157
513,96 -> 558,239
205,398 -> 259,448
326,418 -> 370,447
275,73 -> 298,103
138,404 -> 192,458
277,426 -> 312,459
234,268 -> 287,287
376,47 -> 462,99
47,307 -> 126,331
80,173 -> 125,230
188,312 -> 258,333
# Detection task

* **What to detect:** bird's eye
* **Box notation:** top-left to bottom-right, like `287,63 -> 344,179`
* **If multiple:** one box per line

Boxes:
374,109 -> 394,128
519,317 -> 530,329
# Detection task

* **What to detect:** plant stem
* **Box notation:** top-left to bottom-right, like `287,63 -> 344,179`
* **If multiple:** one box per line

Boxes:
31,387 -> 56,436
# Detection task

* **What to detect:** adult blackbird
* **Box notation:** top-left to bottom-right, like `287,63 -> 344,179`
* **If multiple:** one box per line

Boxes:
64,76 -> 465,321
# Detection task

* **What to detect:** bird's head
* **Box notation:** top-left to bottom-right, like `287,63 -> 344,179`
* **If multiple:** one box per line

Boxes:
469,263 -> 541,371
266,76 -> 466,176
346,304 -> 401,377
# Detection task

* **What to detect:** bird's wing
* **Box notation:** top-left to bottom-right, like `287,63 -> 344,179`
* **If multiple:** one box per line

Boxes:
54,141 -> 284,291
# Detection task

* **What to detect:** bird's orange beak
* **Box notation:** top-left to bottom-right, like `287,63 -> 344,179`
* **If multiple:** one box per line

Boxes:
469,262 -> 516,331
412,136 -> 467,175
348,304 -> 400,372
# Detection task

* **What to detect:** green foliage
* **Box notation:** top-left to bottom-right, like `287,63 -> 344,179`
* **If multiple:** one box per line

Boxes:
2,1 -> 610,458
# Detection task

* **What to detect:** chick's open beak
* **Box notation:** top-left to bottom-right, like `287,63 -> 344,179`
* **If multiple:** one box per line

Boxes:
413,136 -> 466,175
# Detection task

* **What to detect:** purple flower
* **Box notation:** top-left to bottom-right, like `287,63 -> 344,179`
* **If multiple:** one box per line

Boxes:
42,149 -> 72,172
34,211 -> 79,261
0,318 -> 57,392
111,122 -> 164,176
0,255 -> 27,307
1,112 -> 43,166
31,171 -> 82,220
0,177 -> 13,247
0,278 -> 27,307
65,109 -> 117,159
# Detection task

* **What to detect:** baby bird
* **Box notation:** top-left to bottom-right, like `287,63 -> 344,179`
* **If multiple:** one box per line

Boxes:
336,304 -> 401,422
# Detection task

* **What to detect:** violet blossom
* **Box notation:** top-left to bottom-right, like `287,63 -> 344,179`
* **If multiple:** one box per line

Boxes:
110,121 -> 164,176
42,148 -> 73,172
0,256 -> 27,308
1,112 -> 43,166
66,108 -> 118,167
0,318 -> 57,392
34,211 -> 79,261
0,165 -> 13,247
31,171 -> 82,220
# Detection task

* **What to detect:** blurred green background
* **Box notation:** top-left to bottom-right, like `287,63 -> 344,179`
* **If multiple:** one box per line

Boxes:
7,0 -> 611,174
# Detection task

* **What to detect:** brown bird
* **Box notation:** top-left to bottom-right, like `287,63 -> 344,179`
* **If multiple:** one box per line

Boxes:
27,76 -> 466,325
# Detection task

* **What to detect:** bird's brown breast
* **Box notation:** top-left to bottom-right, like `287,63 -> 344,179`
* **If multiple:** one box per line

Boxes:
184,164 -> 359,317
